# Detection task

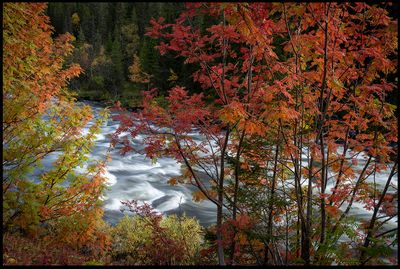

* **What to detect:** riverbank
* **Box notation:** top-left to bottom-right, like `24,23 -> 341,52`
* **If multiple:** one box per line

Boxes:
75,88 -> 144,112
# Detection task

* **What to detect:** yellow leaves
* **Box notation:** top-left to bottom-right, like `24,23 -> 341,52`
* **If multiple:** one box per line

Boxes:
3,3 -> 110,236
250,239 -> 265,252
111,214 -> 202,265
167,68 -> 178,82
236,233 -> 248,246
49,207 -> 111,254
128,53 -> 151,83
71,13 -> 80,27
300,61 -> 307,71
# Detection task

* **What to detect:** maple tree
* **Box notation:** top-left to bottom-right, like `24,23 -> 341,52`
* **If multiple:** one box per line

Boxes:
112,3 -> 270,264
112,2 -> 397,265
3,2 -> 110,254
266,3 -> 397,265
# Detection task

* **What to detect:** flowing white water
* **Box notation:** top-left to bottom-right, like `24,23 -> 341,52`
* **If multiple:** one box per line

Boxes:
79,101 -> 217,226
31,101 -> 397,235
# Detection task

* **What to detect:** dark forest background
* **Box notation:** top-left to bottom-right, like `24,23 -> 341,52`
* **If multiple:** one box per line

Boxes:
46,2 -> 398,112
46,2 -> 216,107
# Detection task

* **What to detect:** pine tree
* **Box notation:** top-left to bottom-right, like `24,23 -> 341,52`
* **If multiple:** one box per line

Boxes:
110,39 -> 124,97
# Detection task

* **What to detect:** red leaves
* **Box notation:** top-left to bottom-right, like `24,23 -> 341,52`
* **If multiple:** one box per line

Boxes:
121,200 -> 161,220
146,17 -> 166,39
111,3 -> 397,264
381,194 -> 397,217
207,24 -> 240,43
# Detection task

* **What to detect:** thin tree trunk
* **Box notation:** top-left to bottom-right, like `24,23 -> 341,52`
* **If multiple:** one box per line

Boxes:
217,128 -> 230,266
265,141 -> 280,264
318,3 -> 330,249
230,129 -> 245,264
230,42 -> 253,264
360,162 -> 397,264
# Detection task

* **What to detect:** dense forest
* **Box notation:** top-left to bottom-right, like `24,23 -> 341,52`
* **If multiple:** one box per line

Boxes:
45,2 -> 398,110
46,2 -> 210,107
3,2 -> 398,266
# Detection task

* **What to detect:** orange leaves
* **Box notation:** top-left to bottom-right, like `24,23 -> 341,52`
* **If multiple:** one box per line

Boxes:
325,205 -> 340,218
111,3 -> 398,264
3,2 -> 82,140
167,177 -> 178,186
219,101 -> 247,124
240,161 -> 250,170
227,3 -> 270,48
244,120 -> 266,136
62,64 -> 82,80
192,190 -> 207,202
236,233 -> 248,246
236,214 -> 252,230
39,205 -> 52,219
279,106 -> 301,121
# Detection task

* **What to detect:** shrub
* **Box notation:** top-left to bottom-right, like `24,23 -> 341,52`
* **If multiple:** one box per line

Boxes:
109,202 -> 203,265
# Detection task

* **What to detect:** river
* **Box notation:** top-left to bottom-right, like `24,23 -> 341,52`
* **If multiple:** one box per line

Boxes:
36,101 -> 397,234
79,101 -> 217,227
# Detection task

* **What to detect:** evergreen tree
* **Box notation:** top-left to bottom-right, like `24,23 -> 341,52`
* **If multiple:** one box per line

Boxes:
139,36 -> 160,87
46,2 -> 215,104
77,27 -> 86,45
110,39 -> 124,97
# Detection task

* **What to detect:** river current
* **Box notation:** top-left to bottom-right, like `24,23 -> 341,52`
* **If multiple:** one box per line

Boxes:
82,101 -> 216,226
35,101 -> 397,234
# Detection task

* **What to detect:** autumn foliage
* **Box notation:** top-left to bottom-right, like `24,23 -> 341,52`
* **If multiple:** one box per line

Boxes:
3,2 -> 110,259
2,2 -> 397,266
113,2 -> 397,265
109,200 -> 203,265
